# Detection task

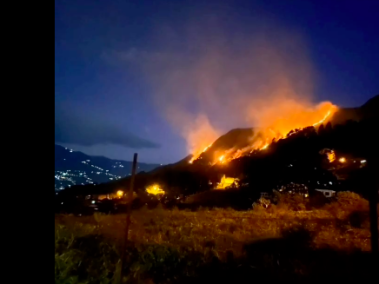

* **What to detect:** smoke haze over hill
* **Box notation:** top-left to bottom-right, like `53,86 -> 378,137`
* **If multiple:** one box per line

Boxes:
119,12 -> 338,158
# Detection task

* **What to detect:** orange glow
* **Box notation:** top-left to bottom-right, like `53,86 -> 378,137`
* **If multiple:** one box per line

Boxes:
215,175 -> 239,189
146,184 -> 165,195
189,143 -> 213,163
189,102 -> 338,165
261,143 -> 269,150
312,110 -> 333,126
98,194 -> 107,200
214,103 -> 337,164
327,151 -> 336,163
116,190 -> 124,197
339,157 -> 346,163
257,103 -> 337,143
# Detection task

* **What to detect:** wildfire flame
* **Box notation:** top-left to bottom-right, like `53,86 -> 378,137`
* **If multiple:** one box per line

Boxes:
261,143 -> 269,150
312,110 -> 333,127
189,144 -> 213,164
190,102 -> 338,165
327,151 -> 336,163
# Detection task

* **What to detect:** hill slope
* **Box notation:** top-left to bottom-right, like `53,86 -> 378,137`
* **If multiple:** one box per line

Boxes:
192,95 -> 379,165
57,94 -> 378,198
329,94 -> 379,125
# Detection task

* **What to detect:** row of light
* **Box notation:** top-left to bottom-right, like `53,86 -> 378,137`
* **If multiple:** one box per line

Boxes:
338,157 -> 366,164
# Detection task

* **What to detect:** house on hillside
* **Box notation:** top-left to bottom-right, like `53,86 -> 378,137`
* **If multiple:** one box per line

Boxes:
315,188 -> 336,198
277,183 -> 309,197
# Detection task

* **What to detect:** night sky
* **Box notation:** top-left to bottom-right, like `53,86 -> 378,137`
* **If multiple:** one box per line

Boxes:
55,0 -> 379,164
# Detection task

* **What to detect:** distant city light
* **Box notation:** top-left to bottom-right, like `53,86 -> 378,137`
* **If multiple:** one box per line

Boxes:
339,157 -> 346,163
360,160 -> 366,164
116,190 -> 124,197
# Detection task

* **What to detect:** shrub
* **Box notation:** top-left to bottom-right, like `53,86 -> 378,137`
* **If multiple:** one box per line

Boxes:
55,191 -> 372,283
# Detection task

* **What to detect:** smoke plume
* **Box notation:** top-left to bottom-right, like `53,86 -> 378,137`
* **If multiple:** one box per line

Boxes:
122,12 -> 336,156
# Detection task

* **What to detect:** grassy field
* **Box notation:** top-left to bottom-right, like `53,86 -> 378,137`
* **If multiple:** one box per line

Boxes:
55,192 -> 377,284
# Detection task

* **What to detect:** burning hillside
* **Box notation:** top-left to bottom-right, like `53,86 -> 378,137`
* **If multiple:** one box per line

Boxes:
56,94 -> 378,206
189,101 -> 338,165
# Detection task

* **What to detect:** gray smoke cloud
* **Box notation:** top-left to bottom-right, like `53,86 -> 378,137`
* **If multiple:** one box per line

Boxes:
114,11 -> 333,156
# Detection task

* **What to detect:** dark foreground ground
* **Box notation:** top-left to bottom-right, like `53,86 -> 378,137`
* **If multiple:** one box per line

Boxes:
55,192 -> 378,284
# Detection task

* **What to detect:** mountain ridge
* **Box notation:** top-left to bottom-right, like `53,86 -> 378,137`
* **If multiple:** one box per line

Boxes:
55,144 -> 160,190
191,94 -> 379,165
57,94 -> 378,200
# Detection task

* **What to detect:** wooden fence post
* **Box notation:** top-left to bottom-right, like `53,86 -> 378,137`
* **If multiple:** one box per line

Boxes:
118,153 -> 138,283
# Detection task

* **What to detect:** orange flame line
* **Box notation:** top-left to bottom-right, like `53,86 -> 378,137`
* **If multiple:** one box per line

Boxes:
191,106 -> 336,165
312,110 -> 332,127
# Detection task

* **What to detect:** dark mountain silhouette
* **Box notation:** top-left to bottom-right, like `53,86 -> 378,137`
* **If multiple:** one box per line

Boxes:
55,144 -> 159,173
330,94 -> 379,125
191,94 -> 379,165
135,94 -> 378,193
55,144 -> 160,189
57,94 -> 378,202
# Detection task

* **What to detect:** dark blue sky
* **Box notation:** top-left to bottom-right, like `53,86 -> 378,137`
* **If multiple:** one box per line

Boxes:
55,0 -> 379,164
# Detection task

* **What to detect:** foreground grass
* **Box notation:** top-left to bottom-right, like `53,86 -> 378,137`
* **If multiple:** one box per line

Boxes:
55,192 -> 377,284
